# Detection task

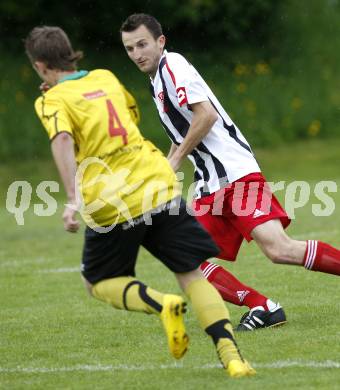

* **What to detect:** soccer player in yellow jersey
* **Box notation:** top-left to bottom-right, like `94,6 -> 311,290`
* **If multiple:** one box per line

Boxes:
24,26 -> 255,378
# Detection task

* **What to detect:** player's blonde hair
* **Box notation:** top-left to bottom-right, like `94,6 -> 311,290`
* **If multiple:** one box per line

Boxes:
24,26 -> 83,71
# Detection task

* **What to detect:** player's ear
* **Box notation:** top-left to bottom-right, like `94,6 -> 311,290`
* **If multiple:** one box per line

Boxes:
34,61 -> 47,75
158,35 -> 166,50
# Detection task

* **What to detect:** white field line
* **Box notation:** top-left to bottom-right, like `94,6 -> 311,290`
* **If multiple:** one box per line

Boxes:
39,267 -> 80,273
0,360 -> 339,374
0,257 -> 54,268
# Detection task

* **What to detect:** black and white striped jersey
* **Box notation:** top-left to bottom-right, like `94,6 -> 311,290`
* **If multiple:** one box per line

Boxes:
150,50 -> 261,198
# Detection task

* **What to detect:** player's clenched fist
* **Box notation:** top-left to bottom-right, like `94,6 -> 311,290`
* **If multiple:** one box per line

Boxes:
62,205 -> 80,233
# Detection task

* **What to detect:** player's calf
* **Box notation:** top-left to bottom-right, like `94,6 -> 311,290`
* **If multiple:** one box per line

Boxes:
184,277 -> 256,378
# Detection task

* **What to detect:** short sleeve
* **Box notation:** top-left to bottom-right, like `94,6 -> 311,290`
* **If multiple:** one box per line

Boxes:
165,53 -> 208,106
34,93 -> 73,141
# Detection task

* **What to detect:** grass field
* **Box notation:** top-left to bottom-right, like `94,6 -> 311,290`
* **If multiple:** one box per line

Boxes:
1,139 -> 340,389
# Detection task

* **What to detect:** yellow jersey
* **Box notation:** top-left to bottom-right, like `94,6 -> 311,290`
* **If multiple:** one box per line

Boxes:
35,69 -> 179,227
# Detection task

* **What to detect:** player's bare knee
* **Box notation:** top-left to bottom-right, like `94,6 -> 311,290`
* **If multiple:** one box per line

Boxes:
175,268 -> 203,291
81,275 -> 94,297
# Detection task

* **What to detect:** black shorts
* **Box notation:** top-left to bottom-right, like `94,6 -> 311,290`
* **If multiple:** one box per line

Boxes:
81,197 -> 219,284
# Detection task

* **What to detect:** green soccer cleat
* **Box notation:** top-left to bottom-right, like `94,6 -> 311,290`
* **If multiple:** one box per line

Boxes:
160,294 -> 189,359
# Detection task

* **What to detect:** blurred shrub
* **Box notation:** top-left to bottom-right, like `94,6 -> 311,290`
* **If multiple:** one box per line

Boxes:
1,0 -> 340,161
0,0 -> 282,51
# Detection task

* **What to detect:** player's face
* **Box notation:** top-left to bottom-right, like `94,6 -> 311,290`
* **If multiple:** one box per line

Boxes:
122,25 -> 165,78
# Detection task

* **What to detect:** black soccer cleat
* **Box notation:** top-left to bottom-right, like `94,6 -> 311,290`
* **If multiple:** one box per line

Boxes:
236,303 -> 287,332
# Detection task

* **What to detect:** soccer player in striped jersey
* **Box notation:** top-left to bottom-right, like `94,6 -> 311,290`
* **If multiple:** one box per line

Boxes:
121,13 -> 340,331
25,26 -> 255,377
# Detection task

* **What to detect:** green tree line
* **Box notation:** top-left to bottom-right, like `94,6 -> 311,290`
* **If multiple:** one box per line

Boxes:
1,0 -> 282,51
0,0 -> 340,161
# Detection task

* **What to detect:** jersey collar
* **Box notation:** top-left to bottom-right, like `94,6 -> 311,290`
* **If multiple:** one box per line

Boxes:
150,50 -> 167,83
58,70 -> 89,83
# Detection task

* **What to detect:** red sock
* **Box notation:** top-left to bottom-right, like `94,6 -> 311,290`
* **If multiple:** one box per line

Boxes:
304,240 -> 340,276
200,261 -> 269,310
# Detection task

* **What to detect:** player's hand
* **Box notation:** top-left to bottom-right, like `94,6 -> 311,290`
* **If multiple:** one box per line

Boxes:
40,82 -> 51,93
168,155 -> 182,172
62,205 -> 80,233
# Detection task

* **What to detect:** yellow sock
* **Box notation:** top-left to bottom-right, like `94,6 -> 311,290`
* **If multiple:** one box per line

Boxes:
185,278 -> 234,333
92,276 -> 164,314
185,278 -> 245,368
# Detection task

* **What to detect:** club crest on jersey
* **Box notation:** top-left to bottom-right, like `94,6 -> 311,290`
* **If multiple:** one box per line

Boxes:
158,91 -> 168,112
158,91 -> 164,103
176,87 -> 188,107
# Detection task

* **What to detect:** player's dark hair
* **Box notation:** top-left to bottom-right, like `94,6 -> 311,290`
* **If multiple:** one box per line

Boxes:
24,26 -> 83,71
120,13 -> 163,40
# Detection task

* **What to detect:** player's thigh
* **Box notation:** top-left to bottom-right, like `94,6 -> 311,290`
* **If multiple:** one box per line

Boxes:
143,198 -> 220,273
251,219 -> 291,249
82,223 -> 146,284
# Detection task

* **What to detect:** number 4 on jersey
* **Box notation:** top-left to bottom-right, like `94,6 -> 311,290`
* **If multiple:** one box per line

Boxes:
106,99 -> 128,145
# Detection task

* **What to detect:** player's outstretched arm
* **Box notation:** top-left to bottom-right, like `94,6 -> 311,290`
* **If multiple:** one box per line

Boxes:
51,132 -> 80,233
168,101 -> 217,171
167,142 -> 178,160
